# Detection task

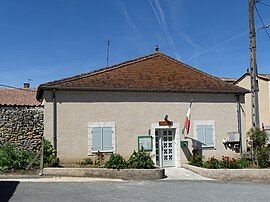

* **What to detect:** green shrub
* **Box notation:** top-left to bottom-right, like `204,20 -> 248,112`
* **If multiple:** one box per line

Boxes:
220,156 -> 238,169
247,128 -> 269,168
247,128 -> 268,148
0,145 -> 37,171
94,152 -> 105,167
236,158 -> 251,169
43,140 -> 59,167
202,156 -> 252,169
256,148 -> 269,168
80,158 -> 93,166
105,154 -> 126,169
189,152 -> 252,169
203,157 -> 222,169
0,140 -> 60,171
189,153 -> 203,167
127,150 -> 154,169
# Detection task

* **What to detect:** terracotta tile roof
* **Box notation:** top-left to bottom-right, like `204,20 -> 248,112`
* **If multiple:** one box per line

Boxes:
0,87 -> 41,106
37,52 -> 249,99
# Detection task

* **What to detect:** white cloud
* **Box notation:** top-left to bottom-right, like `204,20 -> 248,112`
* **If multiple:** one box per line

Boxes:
148,0 -> 181,59
113,1 -> 147,53
186,30 -> 248,62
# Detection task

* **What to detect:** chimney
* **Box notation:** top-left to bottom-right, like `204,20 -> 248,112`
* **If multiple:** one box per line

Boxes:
23,82 -> 30,89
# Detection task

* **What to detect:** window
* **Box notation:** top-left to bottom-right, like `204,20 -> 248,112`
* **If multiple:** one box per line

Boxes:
194,120 -> 215,148
88,122 -> 115,153
265,126 -> 270,144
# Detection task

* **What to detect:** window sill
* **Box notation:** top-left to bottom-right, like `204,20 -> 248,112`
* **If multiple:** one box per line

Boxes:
91,150 -> 113,154
201,146 -> 216,150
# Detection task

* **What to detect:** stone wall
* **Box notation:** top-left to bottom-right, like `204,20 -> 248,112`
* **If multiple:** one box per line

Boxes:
43,167 -> 166,180
0,106 -> 44,152
183,164 -> 270,181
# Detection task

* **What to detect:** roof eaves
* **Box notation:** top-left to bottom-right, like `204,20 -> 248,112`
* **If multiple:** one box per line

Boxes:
37,85 -> 249,94
234,73 -> 270,84
233,73 -> 249,84
0,104 -> 42,107
258,74 -> 270,81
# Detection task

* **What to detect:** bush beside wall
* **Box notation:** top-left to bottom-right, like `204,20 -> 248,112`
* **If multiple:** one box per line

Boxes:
0,140 -> 59,171
105,150 -> 155,169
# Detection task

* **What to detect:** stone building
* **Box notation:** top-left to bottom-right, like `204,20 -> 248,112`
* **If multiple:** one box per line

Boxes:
0,84 -> 43,152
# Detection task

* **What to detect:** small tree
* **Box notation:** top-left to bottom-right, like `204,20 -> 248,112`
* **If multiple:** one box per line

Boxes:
247,128 -> 269,168
43,140 -> 59,167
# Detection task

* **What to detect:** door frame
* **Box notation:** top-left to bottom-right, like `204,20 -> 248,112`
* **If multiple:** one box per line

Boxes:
150,123 -> 181,168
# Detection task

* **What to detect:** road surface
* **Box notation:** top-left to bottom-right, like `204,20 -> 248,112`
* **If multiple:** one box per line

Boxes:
1,179 -> 270,202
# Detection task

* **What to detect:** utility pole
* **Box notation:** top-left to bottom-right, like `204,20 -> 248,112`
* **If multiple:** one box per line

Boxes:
249,0 -> 260,129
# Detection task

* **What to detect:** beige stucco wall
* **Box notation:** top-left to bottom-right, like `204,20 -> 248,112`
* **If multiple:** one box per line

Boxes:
43,90 -> 246,165
236,75 -> 270,130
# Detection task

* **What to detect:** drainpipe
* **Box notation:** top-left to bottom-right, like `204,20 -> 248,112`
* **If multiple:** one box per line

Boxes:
52,89 -> 57,152
237,94 -> 243,158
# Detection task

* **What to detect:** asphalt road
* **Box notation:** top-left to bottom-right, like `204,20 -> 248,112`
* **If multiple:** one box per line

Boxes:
2,180 -> 270,202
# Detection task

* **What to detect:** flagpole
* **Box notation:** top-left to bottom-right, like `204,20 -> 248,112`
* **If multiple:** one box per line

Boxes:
182,98 -> 193,135
189,98 -> 194,108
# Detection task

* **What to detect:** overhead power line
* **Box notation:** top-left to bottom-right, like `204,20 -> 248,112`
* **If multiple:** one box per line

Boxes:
258,1 -> 270,8
0,84 -> 35,92
254,4 -> 270,40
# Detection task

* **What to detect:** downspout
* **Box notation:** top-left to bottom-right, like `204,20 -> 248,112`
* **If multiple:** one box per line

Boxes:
52,89 -> 57,152
237,94 -> 243,158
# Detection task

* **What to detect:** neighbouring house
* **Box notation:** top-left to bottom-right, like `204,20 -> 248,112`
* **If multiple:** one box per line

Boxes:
231,73 -> 270,140
218,77 -> 237,84
37,52 -> 249,167
0,84 -> 43,152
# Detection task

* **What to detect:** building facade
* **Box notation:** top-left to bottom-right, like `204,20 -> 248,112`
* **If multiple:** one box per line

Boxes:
234,73 -> 270,140
37,53 -> 248,167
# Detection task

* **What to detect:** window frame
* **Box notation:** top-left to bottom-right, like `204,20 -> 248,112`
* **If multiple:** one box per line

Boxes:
137,136 -> 153,151
264,126 -> 270,144
88,122 -> 116,154
193,120 -> 216,148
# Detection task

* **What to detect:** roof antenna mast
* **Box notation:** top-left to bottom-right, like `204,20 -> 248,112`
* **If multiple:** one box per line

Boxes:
106,38 -> 110,67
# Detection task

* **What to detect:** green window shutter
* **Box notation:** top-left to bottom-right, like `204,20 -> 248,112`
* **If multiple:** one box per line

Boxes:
205,125 -> 214,146
92,127 -> 102,151
102,127 -> 113,151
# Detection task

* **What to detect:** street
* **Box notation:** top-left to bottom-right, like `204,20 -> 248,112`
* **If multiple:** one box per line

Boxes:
1,179 -> 270,202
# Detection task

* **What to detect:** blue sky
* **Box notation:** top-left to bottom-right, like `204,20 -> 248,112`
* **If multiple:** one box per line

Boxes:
0,0 -> 269,87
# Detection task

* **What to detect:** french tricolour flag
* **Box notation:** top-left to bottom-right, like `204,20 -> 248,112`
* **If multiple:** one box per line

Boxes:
182,99 -> 193,135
